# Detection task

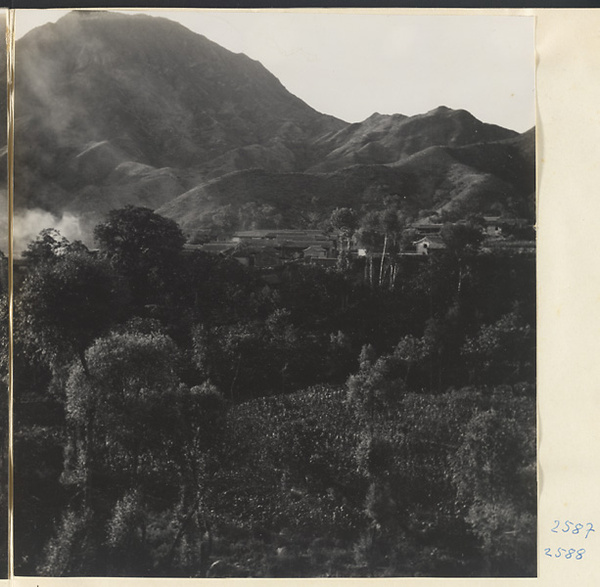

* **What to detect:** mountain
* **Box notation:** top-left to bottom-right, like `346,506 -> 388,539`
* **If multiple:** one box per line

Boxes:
308,107 -> 518,172
10,11 -> 535,241
13,11 -> 343,214
156,138 -> 532,237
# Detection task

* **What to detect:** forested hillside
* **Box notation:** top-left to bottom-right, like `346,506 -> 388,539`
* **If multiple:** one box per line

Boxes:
14,207 -> 535,577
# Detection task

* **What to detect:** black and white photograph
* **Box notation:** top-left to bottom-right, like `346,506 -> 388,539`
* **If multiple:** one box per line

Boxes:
12,10 -> 535,578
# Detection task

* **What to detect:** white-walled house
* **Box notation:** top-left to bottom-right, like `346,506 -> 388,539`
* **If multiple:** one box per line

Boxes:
414,236 -> 446,255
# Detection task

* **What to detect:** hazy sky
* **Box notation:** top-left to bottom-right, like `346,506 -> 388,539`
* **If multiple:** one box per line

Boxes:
16,9 -> 535,132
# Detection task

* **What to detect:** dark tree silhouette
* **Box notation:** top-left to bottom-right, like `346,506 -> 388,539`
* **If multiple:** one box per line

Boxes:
94,206 -> 185,305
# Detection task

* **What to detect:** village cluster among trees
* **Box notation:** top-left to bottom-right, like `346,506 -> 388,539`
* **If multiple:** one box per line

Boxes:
12,204 -> 535,577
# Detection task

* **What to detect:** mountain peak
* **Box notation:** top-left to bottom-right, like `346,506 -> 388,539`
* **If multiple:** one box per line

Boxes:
11,11 -> 533,238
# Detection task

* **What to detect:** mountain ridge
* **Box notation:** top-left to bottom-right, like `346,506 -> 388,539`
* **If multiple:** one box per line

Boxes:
10,11 -> 535,240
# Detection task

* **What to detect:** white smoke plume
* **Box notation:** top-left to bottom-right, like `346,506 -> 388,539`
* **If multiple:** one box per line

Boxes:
14,209 -> 86,257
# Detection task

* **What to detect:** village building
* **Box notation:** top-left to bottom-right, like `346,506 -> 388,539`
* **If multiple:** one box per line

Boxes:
185,228 -> 337,267
414,235 -> 447,255
413,222 -> 444,236
183,242 -> 237,256
232,229 -> 331,243
483,216 -> 503,237
303,245 -> 328,259
232,243 -> 279,268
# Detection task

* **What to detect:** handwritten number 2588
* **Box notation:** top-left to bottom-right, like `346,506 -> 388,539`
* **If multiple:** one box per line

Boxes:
544,547 -> 586,560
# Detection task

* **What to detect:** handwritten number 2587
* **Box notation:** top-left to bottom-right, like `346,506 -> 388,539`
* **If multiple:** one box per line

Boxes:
551,520 -> 595,539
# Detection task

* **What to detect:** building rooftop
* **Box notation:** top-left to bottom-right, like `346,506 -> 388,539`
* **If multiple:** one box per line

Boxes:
195,242 -> 236,254
414,235 -> 446,249
235,229 -> 329,240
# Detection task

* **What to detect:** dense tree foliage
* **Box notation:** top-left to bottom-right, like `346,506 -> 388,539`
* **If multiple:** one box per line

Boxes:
14,206 -> 536,577
18,247 -> 128,373
94,206 -> 185,305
